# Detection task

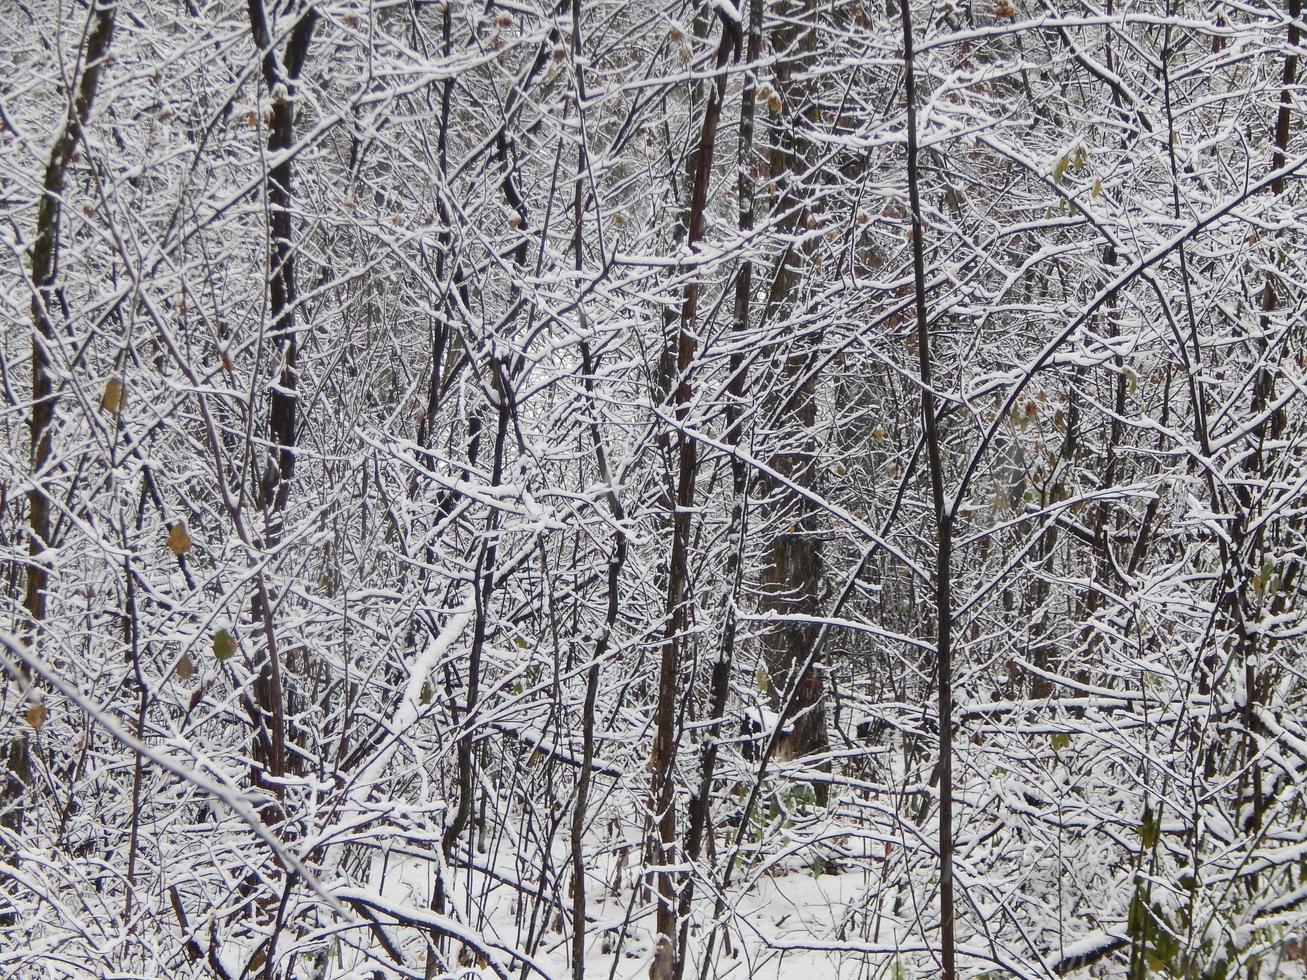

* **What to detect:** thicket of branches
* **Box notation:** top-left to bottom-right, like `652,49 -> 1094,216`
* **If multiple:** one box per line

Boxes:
2,0 -> 1306,976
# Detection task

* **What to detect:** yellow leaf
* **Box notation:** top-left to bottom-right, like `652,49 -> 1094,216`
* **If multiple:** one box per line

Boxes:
213,628 -> 237,662
1052,156 -> 1068,184
167,522 -> 192,557
755,665 -> 770,692
25,702 -> 47,729
176,653 -> 194,681
1091,177 -> 1102,199
102,377 -> 124,415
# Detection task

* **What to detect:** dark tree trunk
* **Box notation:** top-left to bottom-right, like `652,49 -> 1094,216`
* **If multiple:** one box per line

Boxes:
899,0 -> 956,972
756,0 -> 829,772
4,0 -> 117,843
244,0 -> 317,788
648,12 -> 739,978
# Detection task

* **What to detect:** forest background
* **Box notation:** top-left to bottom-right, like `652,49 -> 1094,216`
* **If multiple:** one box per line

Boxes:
3,0 -> 1307,976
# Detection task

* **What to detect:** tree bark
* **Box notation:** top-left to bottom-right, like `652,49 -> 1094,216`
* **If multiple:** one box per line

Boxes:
898,0 -> 956,972
4,0 -> 117,842
757,0 -> 828,772
244,0 -> 317,788
648,12 -> 738,978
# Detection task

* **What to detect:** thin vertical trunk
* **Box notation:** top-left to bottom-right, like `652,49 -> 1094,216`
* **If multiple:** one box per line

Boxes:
648,12 -> 738,978
434,25 -> 552,961
419,14 -> 473,973
442,379 -> 511,858
1237,0 -> 1299,832
565,10 -> 633,972
572,339 -> 628,977
898,0 -> 956,973
415,1 -> 471,482
247,0 -> 315,529
245,0 -> 317,788
673,2 -> 763,972
4,0 -> 117,841
569,25 -> 593,978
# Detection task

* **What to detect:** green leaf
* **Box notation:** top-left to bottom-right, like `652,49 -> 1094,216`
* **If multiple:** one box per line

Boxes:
1128,890 -> 1147,936
1051,732 -> 1071,752
1138,811 -> 1159,848
1255,559 -> 1276,597
212,628 -> 237,662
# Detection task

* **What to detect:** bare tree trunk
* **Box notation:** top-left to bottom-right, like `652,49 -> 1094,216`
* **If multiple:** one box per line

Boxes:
571,340 -> 629,977
898,0 -> 956,972
756,0 -> 828,773
648,12 -> 739,978
566,6 -> 632,973
442,379 -> 511,858
672,3 -> 762,971
414,1 -> 471,486
3,0 -> 117,842
1236,0 -> 1299,833
245,0 -> 317,788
